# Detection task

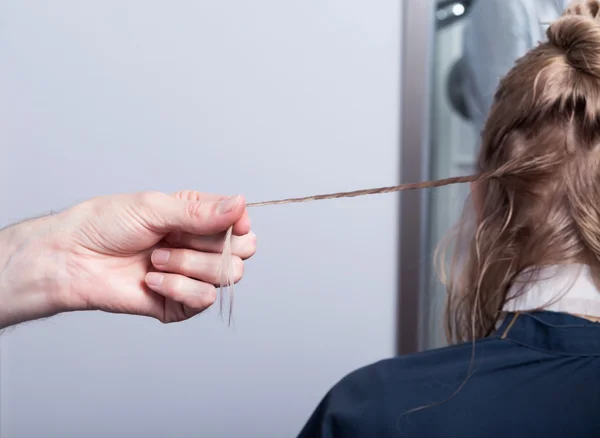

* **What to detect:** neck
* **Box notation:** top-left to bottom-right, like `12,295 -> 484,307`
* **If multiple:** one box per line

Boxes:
503,264 -> 600,321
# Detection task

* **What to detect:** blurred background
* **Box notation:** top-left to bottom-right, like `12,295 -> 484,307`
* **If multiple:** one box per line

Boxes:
0,0 -> 566,437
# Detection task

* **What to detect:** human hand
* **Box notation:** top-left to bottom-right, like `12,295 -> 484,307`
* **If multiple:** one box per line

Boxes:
0,191 -> 256,329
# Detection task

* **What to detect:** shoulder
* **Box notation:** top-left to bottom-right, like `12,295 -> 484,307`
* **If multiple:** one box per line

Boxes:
298,338 -> 501,437
331,337 -> 493,398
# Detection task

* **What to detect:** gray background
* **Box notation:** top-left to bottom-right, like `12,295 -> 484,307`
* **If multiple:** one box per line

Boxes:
0,1 -> 402,436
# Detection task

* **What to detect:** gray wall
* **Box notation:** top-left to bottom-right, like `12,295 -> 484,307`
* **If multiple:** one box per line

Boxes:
0,1 -> 402,437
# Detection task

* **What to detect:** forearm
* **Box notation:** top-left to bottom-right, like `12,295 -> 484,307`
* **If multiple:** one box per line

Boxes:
0,215 -> 67,329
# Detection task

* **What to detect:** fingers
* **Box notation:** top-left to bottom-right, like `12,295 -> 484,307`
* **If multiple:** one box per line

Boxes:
172,190 -> 251,235
134,190 -> 253,320
150,248 -> 245,285
137,192 -> 247,236
172,190 -> 228,203
166,230 -> 257,260
145,272 -> 217,312
232,210 -> 251,236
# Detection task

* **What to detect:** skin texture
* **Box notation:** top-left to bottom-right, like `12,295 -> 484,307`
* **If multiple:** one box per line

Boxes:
0,190 -> 256,329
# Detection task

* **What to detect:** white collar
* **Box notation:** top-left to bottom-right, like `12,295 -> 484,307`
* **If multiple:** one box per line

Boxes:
502,264 -> 600,318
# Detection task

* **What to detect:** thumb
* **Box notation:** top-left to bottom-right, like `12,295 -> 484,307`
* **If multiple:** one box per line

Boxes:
138,192 -> 246,235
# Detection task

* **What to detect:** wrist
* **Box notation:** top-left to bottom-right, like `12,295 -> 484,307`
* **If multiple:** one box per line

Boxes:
0,215 -> 69,329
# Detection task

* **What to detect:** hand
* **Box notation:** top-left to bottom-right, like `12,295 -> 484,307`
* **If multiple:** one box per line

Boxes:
0,191 -> 256,329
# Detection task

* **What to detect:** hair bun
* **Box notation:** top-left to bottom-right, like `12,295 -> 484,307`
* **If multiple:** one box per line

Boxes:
547,1 -> 600,76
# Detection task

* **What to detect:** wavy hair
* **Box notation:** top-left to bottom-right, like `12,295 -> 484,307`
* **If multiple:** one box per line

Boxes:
440,0 -> 600,343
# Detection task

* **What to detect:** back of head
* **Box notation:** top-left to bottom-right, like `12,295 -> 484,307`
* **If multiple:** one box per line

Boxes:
444,0 -> 600,343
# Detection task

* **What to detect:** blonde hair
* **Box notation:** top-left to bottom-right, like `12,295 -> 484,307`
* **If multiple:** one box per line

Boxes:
441,0 -> 600,343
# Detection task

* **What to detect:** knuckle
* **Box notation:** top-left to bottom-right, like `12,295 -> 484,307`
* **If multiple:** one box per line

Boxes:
212,262 -> 223,285
188,283 -> 216,310
203,284 -> 217,306
173,249 -> 191,274
185,201 -> 211,221
212,255 -> 228,283
130,191 -> 168,228
233,256 -> 244,282
235,234 -> 257,259
165,275 -> 184,300
173,190 -> 193,201
246,234 -> 257,257
136,191 -> 163,206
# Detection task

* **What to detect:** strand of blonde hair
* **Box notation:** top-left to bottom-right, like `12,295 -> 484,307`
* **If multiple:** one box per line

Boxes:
217,173 -> 483,325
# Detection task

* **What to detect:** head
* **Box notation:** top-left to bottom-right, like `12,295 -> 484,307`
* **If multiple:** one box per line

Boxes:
442,0 -> 600,343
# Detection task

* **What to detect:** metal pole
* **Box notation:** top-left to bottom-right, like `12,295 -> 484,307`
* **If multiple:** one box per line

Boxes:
397,0 -> 435,355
